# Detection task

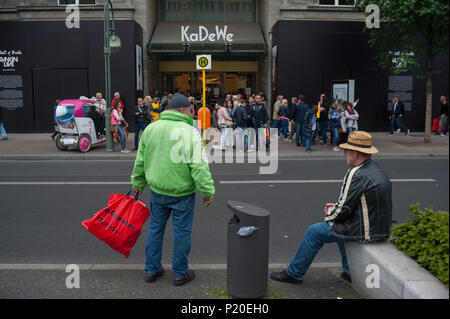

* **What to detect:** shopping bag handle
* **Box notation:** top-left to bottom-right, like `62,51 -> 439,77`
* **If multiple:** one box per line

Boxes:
126,190 -> 140,201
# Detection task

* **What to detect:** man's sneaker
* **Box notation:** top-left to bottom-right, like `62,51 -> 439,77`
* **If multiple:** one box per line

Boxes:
405,129 -> 410,136
441,133 -> 446,136
121,149 -> 130,153
247,149 -> 254,153
396,128 -> 401,134
144,267 -> 165,283
333,146 -> 340,152
174,270 -> 196,286
1,137 -> 8,141
341,271 -> 352,283
270,270 -> 303,284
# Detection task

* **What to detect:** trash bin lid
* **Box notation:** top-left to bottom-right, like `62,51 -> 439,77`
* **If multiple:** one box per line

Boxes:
227,200 -> 270,217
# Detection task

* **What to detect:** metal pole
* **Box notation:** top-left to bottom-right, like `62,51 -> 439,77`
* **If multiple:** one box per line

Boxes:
104,0 -> 114,152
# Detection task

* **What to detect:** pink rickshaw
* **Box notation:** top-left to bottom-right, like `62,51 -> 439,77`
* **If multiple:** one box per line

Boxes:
54,99 -> 106,152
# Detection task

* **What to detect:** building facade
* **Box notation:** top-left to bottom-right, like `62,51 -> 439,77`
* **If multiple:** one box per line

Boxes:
0,0 -> 448,132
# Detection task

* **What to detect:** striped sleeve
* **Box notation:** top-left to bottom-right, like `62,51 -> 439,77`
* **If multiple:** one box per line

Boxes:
325,165 -> 364,222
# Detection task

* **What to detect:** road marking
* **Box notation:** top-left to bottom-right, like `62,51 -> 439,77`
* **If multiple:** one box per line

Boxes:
0,263 -> 340,270
219,179 -> 436,184
0,179 -> 436,186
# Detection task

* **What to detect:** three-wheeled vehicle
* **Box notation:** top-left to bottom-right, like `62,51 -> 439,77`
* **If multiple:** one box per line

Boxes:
54,99 -> 106,152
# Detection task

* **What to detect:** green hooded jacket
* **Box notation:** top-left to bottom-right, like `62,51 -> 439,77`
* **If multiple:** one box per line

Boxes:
131,110 -> 215,199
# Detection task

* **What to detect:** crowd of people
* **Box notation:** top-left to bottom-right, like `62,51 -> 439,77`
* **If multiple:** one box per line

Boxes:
44,89 -> 449,154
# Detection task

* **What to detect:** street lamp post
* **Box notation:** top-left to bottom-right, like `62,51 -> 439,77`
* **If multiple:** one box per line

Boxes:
104,0 -> 121,152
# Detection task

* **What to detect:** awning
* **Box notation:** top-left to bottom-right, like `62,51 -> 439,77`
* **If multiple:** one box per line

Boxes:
148,22 -> 267,53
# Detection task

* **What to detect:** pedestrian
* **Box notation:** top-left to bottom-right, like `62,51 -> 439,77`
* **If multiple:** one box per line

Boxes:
212,103 -> 219,129
131,92 -> 215,286
330,103 -> 344,152
0,104 -> 8,141
234,100 -> 252,152
250,94 -> 268,150
302,104 -> 317,153
87,102 -> 105,138
344,102 -> 359,135
437,95 -> 448,136
317,99 -> 329,146
111,100 -> 130,153
150,96 -> 162,122
144,95 -> 152,109
389,95 -> 410,135
218,100 -> 233,151
134,97 -> 151,151
272,95 -> 283,130
227,100 -> 235,147
278,99 -> 290,141
271,131 -> 392,285
111,92 -> 124,113
94,92 -> 106,114
291,95 -> 309,147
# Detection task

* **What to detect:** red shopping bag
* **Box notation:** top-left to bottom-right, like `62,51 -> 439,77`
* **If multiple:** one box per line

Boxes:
82,191 -> 150,258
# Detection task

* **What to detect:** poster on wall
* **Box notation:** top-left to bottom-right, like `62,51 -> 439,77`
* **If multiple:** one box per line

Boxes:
332,83 -> 348,102
136,45 -> 143,91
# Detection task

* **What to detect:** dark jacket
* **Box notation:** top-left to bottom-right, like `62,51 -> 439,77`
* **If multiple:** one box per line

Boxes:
278,104 -> 290,118
325,159 -> 393,243
250,103 -> 268,126
292,102 -> 309,124
234,105 -> 248,128
302,108 -> 314,138
135,104 -> 151,123
0,106 -> 4,123
391,100 -> 405,117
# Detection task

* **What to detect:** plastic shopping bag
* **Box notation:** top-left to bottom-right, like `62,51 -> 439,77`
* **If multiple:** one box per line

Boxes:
82,191 -> 150,258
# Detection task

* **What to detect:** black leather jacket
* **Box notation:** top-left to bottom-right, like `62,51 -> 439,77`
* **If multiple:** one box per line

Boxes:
325,159 -> 392,243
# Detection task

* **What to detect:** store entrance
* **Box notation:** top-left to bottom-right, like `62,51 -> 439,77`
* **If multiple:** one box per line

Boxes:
161,72 -> 256,106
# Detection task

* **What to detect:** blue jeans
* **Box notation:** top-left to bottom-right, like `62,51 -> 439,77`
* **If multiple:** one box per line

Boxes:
390,116 -> 408,133
272,119 -> 279,131
280,118 -> 289,138
253,123 -> 264,148
237,127 -> 249,150
0,122 -> 7,139
134,120 -> 147,148
287,222 -> 349,280
318,121 -> 328,145
114,124 -> 127,150
145,190 -> 196,278
304,134 -> 312,151
296,121 -> 303,146
330,126 -> 339,147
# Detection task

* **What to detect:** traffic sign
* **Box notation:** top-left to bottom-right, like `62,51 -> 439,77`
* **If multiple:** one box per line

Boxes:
196,54 -> 211,70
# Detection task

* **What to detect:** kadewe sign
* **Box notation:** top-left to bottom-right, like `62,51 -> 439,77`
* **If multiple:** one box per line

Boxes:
181,25 -> 234,43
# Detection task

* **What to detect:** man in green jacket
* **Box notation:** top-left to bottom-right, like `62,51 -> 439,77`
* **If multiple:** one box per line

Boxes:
131,93 -> 215,286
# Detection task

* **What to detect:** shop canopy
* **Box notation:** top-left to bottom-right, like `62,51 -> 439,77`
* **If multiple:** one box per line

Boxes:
148,22 -> 267,53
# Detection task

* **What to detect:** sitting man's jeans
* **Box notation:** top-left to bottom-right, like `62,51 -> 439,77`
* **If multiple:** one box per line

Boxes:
145,190 -> 196,278
286,222 -> 350,280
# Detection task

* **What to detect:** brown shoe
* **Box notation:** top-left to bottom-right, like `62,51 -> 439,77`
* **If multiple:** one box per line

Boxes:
144,267 -> 165,283
173,270 -> 196,286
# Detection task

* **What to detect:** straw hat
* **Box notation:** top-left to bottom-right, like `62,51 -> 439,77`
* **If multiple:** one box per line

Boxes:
339,131 -> 379,154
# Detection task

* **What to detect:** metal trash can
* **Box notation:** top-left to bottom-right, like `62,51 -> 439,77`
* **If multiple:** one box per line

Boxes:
226,200 -> 270,298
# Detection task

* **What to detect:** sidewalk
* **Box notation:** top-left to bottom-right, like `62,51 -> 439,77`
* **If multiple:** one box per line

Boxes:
0,131 -> 448,160
0,265 -> 362,299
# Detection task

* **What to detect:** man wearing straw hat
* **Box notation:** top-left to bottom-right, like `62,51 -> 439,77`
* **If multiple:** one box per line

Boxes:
271,131 -> 392,284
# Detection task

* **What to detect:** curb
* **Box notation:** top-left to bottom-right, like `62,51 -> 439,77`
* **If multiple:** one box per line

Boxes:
345,240 -> 449,299
1,152 -> 448,161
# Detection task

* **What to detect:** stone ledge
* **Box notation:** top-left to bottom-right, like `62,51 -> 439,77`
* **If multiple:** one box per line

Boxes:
345,240 -> 449,299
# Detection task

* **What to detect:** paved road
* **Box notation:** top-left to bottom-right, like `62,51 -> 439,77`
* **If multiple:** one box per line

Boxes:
0,158 -> 447,267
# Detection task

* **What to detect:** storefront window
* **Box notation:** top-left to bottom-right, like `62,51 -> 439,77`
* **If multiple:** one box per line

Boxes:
160,0 -> 256,22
